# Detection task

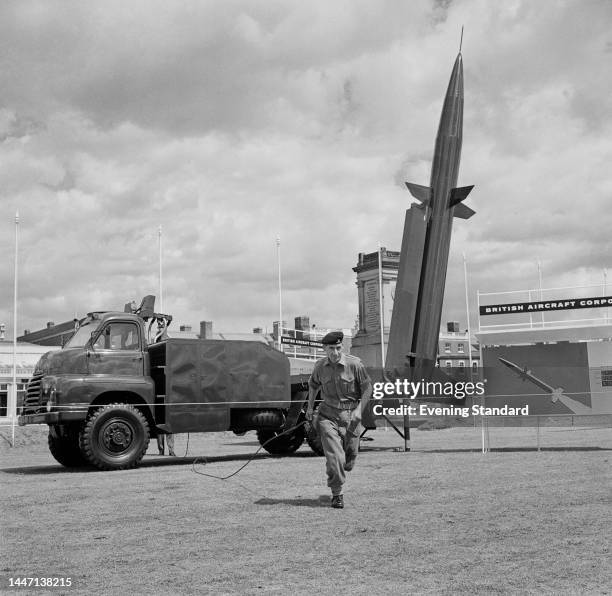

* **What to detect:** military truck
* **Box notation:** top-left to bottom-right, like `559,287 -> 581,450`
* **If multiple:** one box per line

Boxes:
18,297 -> 323,470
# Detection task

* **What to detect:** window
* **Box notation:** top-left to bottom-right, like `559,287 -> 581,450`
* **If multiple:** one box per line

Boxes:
64,319 -> 100,348
0,381 -> 27,416
458,360 -> 465,367
93,323 -> 140,351
457,343 -> 465,353
0,385 -> 6,417
445,360 -> 452,368
472,361 -> 479,371
444,343 -> 451,353
601,370 -> 612,387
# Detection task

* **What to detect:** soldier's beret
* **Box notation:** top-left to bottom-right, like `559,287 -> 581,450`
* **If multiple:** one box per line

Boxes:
321,331 -> 344,345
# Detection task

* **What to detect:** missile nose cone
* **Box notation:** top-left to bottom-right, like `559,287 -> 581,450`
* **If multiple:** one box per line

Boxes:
447,53 -> 464,97
436,53 -> 464,141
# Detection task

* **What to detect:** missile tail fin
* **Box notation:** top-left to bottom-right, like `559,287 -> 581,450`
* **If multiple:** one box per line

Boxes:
453,203 -> 475,219
449,185 -> 474,207
450,185 -> 475,219
405,182 -> 432,206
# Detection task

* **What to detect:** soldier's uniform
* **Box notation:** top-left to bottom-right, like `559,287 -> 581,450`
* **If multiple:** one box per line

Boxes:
308,332 -> 372,507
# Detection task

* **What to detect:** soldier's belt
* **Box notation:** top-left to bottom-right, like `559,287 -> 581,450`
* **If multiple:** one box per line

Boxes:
324,400 -> 359,411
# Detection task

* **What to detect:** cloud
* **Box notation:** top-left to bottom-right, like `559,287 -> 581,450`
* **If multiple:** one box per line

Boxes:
0,0 -> 611,343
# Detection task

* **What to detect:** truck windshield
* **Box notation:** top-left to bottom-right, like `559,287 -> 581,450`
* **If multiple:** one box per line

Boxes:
63,320 -> 100,348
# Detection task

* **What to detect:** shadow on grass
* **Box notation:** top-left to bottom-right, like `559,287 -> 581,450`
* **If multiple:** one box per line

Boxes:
0,463 -> 97,475
1,450 -> 319,475
255,494 -> 331,508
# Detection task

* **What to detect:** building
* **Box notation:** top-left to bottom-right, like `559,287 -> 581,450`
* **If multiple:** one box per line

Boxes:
350,247 -> 479,368
17,317 -> 272,346
18,320 -> 77,346
438,321 -> 479,371
273,315 -> 353,361
0,337 -> 59,420
350,248 -> 398,366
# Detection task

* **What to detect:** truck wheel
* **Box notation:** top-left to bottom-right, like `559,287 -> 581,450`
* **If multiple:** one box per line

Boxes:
48,425 -> 87,468
257,425 -> 305,455
79,404 -> 150,471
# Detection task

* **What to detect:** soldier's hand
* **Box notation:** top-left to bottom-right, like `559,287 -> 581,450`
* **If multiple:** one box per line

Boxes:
305,408 -> 314,422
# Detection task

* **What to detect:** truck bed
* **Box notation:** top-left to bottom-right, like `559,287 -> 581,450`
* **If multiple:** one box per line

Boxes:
148,338 -> 292,433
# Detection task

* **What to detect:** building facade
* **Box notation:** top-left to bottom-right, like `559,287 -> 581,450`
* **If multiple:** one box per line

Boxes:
350,247 -> 399,366
438,321 -> 479,370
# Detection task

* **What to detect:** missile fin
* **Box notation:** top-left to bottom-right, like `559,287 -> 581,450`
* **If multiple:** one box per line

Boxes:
453,203 -> 476,219
449,185 -> 474,207
405,182 -> 432,206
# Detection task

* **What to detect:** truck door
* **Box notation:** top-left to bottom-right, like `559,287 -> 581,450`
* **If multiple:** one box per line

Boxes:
88,321 -> 144,377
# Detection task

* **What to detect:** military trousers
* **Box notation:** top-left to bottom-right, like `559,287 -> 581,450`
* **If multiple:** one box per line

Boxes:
315,402 -> 362,496
157,433 -> 175,456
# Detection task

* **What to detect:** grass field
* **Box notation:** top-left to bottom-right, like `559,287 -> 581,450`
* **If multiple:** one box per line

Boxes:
1,424 -> 611,595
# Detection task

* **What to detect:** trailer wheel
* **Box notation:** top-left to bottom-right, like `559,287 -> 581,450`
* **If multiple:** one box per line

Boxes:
79,404 -> 150,471
48,425 -> 87,468
257,425 -> 305,455
254,409 -> 304,455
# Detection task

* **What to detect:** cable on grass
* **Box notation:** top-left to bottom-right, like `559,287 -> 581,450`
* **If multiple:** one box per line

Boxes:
191,420 -> 308,481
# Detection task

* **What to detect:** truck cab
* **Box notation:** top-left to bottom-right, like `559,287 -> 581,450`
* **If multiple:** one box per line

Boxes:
20,311 -> 154,427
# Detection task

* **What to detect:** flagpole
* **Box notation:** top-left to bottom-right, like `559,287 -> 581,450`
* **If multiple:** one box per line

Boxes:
604,268 -> 608,324
538,260 -> 544,326
377,243 -> 386,367
11,212 -> 19,447
276,236 -> 282,351
463,253 -> 473,371
158,225 -> 163,312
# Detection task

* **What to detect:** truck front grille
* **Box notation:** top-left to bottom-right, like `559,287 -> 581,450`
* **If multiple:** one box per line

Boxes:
23,373 -> 44,415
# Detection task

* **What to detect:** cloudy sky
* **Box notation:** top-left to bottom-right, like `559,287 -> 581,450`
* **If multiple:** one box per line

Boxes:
1,0 -> 611,339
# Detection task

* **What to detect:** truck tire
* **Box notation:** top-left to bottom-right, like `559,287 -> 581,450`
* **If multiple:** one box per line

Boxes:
257,426 -> 305,455
79,404 -> 150,471
255,410 -> 304,455
250,409 -> 284,429
48,425 -> 87,468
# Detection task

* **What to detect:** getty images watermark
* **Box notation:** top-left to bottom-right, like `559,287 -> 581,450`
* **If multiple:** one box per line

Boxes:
371,379 -> 530,417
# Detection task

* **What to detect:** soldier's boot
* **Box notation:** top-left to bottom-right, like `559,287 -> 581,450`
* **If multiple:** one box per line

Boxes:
331,494 -> 344,509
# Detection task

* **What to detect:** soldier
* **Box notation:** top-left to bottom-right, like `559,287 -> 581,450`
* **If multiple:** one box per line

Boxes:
306,331 -> 372,509
157,433 -> 176,456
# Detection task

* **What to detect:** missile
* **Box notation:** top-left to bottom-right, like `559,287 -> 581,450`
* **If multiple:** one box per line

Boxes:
385,51 -> 475,379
